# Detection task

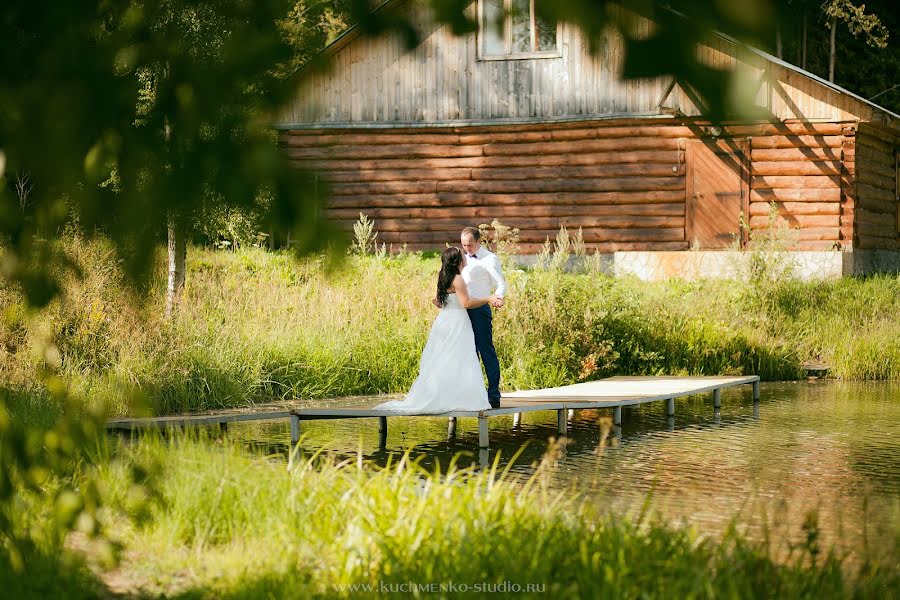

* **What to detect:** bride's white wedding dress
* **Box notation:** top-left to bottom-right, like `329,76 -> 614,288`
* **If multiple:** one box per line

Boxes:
375,293 -> 490,414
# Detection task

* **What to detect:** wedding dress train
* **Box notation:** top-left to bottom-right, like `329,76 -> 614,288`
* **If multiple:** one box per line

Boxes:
375,293 -> 490,414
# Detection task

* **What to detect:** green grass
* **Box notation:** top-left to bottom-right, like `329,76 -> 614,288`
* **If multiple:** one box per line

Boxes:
3,237 -> 900,420
4,433 -> 897,598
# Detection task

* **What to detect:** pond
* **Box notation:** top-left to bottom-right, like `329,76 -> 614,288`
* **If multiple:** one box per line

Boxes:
230,381 -> 900,563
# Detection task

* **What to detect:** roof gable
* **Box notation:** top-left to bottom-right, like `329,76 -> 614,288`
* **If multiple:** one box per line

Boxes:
281,2 -> 898,128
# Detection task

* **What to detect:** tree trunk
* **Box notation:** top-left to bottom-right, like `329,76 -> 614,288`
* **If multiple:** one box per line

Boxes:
166,213 -> 187,318
801,8 -> 807,69
828,16 -> 837,82
775,22 -> 783,59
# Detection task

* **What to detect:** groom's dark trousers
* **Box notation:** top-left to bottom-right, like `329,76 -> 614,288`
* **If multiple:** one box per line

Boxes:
467,305 -> 501,404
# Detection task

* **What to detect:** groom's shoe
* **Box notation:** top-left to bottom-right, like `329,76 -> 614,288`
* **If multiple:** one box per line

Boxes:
489,398 -> 501,409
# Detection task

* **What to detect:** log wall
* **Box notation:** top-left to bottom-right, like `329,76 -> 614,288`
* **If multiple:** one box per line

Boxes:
854,124 -> 900,250
746,121 -> 856,250
283,119 -> 690,253
282,118 -> 879,253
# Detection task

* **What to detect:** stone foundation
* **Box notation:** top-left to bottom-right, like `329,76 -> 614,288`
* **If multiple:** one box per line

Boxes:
513,250 -> 900,281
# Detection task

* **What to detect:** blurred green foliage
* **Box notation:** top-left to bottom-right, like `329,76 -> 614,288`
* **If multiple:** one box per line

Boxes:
0,0 -> 346,306
1,0 -> 347,581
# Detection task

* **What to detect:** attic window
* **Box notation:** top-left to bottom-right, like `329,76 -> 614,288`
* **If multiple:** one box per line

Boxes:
479,0 -> 559,59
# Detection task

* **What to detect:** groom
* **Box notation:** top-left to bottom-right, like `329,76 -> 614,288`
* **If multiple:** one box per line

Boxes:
460,227 -> 506,409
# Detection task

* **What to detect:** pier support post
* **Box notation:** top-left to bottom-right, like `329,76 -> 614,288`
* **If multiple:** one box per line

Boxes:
557,410 -> 567,436
513,412 -> 521,428
378,416 -> 388,449
613,406 -> 622,426
713,389 -> 721,409
752,380 -> 760,402
289,414 -> 300,446
447,417 -> 457,438
478,415 -> 489,448
666,397 -> 675,417
479,448 -> 489,469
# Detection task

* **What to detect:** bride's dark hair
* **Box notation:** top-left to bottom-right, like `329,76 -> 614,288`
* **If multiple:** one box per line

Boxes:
436,247 -> 463,307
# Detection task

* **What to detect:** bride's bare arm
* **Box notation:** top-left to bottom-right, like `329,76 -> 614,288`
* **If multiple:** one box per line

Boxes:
453,275 -> 499,309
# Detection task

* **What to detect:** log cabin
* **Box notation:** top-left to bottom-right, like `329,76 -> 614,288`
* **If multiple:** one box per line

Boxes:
276,1 -> 900,279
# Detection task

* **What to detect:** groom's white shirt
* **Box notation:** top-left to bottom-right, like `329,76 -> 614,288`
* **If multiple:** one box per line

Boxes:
462,246 -> 507,299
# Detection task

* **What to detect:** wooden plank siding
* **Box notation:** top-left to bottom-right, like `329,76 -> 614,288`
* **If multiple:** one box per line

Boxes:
855,124 -> 900,250
282,4 -> 876,126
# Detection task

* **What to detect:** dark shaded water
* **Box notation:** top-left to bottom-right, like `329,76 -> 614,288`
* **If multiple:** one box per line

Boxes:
232,381 -> 900,561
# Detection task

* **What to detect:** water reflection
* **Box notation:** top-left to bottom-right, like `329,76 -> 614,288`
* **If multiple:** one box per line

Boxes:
231,381 -> 899,562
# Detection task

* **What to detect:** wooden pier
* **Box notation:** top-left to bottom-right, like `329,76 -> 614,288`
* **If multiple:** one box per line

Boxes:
290,375 -> 760,448
106,375 -> 760,449
107,410 -> 292,432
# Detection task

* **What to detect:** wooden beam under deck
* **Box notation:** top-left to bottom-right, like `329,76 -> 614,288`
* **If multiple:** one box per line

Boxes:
107,410 -> 292,431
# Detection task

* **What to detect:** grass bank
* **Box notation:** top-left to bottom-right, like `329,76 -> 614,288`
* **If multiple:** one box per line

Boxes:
3,237 -> 900,420
3,434 -> 896,598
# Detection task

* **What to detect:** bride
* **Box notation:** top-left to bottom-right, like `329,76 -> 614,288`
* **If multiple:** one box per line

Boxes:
375,247 -> 500,414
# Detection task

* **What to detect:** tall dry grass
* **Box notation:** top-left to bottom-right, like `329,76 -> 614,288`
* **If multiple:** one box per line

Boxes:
2,236 -> 899,421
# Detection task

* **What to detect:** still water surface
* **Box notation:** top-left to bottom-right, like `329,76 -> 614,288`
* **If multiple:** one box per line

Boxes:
233,381 -> 899,561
